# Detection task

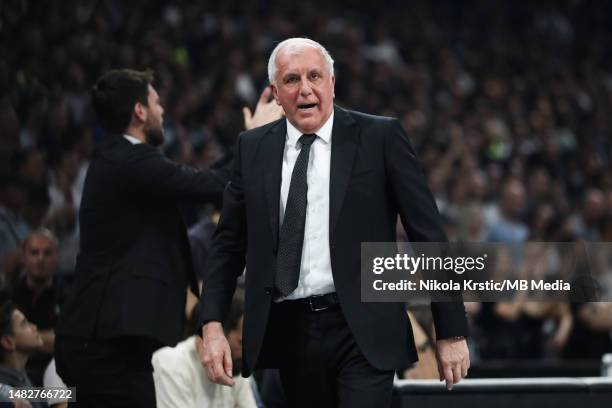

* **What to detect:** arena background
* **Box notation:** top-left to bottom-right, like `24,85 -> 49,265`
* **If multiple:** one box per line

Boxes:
2,0 -> 612,406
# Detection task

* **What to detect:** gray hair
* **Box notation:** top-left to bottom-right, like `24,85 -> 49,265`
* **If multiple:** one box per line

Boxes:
267,38 -> 335,86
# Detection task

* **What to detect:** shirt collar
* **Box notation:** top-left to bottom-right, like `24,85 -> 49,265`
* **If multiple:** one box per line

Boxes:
286,111 -> 334,148
123,134 -> 143,145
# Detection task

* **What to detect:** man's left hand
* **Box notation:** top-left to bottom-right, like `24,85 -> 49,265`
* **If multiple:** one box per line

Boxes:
435,337 -> 469,390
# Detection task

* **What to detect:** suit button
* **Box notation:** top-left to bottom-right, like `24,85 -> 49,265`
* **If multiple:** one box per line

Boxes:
265,287 -> 272,295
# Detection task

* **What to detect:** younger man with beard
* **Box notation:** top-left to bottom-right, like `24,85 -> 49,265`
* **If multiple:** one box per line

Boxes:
55,69 -> 229,407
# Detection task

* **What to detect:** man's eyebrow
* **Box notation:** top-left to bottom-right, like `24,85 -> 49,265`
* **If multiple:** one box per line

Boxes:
281,73 -> 300,82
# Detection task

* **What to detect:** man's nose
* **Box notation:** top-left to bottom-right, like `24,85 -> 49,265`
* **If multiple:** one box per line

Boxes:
299,78 -> 312,96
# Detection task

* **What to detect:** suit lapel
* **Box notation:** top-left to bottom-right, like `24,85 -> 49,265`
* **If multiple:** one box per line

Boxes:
263,120 -> 287,250
329,106 -> 358,240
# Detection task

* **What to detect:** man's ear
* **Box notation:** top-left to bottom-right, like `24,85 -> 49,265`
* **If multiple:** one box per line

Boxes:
0,335 -> 15,353
271,84 -> 281,106
331,75 -> 336,99
133,102 -> 147,123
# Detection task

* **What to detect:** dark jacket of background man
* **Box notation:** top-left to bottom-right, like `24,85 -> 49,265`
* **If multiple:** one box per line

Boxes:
57,135 -> 226,345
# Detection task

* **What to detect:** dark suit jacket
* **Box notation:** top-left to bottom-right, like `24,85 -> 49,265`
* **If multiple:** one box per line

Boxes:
57,136 -> 227,347
199,106 -> 468,375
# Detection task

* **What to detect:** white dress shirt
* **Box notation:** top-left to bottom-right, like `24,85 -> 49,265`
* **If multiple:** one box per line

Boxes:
279,113 -> 335,300
123,134 -> 142,144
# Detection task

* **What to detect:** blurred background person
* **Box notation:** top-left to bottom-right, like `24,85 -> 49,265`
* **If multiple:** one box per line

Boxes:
153,291 -> 257,408
12,229 -> 65,386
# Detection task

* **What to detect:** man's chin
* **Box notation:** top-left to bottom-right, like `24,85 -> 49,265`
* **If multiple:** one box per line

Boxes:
145,131 -> 165,146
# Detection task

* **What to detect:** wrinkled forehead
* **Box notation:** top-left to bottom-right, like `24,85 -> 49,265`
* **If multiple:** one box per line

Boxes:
278,42 -> 321,59
276,46 -> 327,73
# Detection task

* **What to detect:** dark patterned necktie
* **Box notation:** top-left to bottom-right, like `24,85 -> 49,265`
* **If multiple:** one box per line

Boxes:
275,134 -> 316,297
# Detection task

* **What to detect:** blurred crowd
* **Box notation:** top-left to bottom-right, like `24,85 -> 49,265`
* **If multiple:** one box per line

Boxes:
1,0 -> 612,392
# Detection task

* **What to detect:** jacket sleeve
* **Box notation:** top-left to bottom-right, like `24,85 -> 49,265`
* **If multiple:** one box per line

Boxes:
120,144 -> 229,202
198,135 -> 248,326
383,118 -> 469,339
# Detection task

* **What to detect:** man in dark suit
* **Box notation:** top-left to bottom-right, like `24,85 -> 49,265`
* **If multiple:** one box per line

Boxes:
54,69 -> 229,407
199,38 -> 470,407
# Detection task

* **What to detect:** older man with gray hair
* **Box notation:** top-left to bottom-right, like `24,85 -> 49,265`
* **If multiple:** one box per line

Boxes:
200,37 -> 469,408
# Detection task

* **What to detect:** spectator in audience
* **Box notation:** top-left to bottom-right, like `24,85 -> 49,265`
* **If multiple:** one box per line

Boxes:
564,302 -> 612,359
526,201 -> 560,241
493,301 -> 573,358
486,178 -> 529,243
569,188 -> 606,241
13,229 -> 65,386
0,296 -> 47,407
153,291 -> 257,408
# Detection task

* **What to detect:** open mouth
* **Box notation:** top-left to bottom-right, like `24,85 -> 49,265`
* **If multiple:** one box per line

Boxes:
298,103 -> 317,110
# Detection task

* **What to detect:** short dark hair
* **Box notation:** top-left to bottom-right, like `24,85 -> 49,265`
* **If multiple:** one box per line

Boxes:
91,69 -> 154,134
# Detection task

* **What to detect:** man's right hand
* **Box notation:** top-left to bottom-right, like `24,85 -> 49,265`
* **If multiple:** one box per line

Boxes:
200,321 -> 235,386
